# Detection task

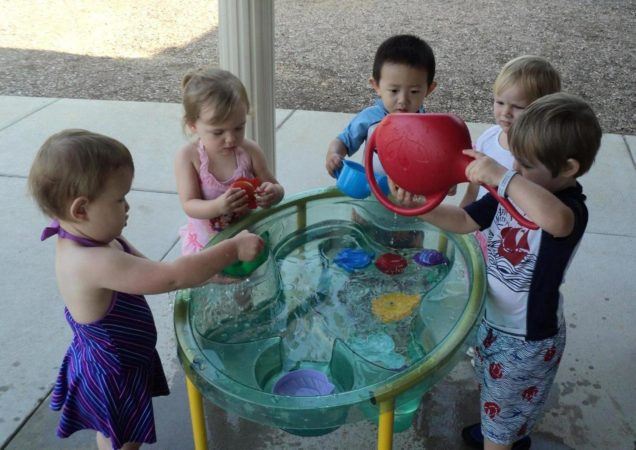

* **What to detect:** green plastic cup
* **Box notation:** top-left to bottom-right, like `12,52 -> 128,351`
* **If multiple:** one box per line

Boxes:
222,232 -> 270,277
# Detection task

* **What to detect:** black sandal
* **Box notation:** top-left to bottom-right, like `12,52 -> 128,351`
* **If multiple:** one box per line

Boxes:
461,423 -> 531,449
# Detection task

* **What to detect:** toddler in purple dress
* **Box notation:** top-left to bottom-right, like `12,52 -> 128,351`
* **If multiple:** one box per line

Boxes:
29,129 -> 264,449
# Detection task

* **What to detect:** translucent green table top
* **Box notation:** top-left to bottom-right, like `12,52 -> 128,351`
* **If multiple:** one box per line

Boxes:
174,188 -> 485,434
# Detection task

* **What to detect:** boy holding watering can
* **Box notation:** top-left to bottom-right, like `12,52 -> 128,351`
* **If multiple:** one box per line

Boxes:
324,34 -> 437,178
390,93 -> 601,450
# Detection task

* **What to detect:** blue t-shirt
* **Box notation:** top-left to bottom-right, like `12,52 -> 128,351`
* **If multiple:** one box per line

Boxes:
337,99 -> 426,157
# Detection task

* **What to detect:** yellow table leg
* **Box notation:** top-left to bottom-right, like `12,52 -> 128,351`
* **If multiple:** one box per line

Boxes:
437,234 -> 448,254
186,377 -> 208,450
377,397 -> 395,450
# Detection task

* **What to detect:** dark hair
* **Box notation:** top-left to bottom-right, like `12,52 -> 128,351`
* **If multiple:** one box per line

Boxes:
372,34 -> 436,86
28,129 -> 134,220
509,93 -> 601,178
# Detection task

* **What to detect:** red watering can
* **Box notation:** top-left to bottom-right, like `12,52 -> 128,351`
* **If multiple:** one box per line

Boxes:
364,113 -> 537,229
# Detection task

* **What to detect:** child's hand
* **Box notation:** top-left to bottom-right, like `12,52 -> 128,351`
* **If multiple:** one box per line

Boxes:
220,187 -> 250,215
232,230 -> 264,261
255,182 -> 282,208
463,150 -> 507,187
325,151 -> 344,178
388,178 -> 426,207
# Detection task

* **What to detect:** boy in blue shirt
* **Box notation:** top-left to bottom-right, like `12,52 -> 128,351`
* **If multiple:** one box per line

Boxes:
390,93 -> 602,449
325,34 -> 437,177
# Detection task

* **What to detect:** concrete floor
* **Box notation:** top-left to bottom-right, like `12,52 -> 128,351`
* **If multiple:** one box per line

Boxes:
1,96 -> 635,449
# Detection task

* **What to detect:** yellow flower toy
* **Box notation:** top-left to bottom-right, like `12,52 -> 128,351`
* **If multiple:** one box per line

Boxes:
371,292 -> 421,323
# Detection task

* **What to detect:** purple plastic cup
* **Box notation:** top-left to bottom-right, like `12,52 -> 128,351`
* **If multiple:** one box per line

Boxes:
273,369 -> 335,396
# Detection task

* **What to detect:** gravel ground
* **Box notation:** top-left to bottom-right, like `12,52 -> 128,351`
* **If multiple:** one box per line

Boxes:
0,0 -> 634,134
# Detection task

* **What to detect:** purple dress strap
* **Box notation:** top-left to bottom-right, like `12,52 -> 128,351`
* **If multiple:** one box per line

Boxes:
40,220 -> 114,248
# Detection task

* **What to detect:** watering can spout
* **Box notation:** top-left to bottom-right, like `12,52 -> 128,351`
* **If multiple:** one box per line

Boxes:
364,113 -> 538,229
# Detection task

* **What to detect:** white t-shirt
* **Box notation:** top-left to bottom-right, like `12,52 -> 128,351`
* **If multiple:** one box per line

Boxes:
465,184 -> 589,340
475,125 -> 515,199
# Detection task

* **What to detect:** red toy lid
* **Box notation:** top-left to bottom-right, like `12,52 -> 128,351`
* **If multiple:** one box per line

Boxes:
231,177 -> 261,209
375,253 -> 408,275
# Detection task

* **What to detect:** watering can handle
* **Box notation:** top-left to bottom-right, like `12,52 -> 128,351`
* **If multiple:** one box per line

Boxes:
365,130 -> 539,228
457,152 -> 538,229
481,184 -> 539,230
365,136 -> 447,217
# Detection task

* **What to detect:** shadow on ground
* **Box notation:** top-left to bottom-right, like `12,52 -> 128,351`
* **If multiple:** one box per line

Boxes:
0,0 -> 634,134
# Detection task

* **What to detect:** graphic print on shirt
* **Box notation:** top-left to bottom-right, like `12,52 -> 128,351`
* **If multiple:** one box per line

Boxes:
487,206 -> 538,293
498,226 -> 529,265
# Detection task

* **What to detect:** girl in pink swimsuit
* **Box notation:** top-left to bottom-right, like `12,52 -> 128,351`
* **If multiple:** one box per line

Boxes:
175,67 -> 284,255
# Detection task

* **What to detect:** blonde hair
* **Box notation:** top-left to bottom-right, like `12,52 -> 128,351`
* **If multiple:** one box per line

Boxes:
28,129 -> 134,220
509,93 -> 601,178
494,55 -> 561,103
181,67 -> 250,130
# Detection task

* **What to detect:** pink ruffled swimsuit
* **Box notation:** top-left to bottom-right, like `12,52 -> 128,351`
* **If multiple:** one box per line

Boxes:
179,141 -> 255,255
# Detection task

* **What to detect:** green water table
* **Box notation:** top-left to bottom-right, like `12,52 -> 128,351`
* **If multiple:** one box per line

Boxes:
174,187 -> 486,450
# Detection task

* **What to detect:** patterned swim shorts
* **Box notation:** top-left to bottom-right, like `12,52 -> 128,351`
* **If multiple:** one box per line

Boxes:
473,321 -> 566,445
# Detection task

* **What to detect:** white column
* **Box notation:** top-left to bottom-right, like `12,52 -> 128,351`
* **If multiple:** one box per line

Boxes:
218,0 -> 276,174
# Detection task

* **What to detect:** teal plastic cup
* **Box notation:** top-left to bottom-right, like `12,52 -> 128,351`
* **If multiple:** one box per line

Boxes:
336,160 -> 389,199
336,160 -> 370,199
